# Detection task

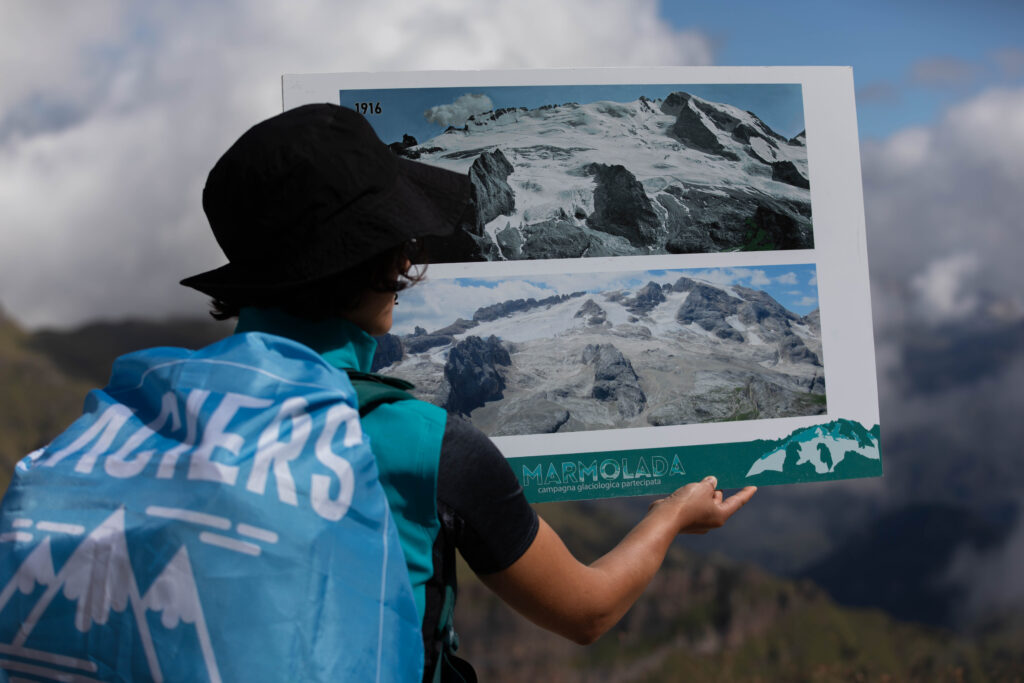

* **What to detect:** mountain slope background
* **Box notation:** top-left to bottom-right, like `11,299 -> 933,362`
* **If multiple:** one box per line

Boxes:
0,307 -> 96,492
0,310 -> 229,490
456,501 -> 1024,682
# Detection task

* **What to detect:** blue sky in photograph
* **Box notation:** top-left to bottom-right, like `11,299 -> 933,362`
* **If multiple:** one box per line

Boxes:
342,83 -> 805,146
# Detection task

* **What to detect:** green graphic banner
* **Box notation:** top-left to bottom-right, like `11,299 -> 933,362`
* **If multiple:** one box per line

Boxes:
517,420 -> 882,503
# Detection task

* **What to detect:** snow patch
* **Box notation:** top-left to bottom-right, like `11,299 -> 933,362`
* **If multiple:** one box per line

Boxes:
749,136 -> 778,163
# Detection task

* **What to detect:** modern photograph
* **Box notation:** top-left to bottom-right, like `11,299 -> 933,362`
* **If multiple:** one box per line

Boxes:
375,264 -> 825,436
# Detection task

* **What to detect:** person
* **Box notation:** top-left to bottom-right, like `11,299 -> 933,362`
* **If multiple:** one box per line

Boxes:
180,103 -> 757,681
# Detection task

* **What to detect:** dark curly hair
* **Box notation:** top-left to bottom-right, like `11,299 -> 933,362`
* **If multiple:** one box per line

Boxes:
208,240 -> 427,322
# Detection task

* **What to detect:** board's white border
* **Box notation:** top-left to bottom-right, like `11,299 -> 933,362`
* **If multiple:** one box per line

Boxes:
283,67 -> 878,459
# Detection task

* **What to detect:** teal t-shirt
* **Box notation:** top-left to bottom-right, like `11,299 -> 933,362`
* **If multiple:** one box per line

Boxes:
236,308 -> 445,620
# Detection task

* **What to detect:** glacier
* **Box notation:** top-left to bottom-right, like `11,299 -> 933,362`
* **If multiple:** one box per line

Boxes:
399,92 -> 813,261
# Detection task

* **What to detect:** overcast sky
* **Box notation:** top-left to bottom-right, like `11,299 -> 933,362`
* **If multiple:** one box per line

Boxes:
0,0 -> 1020,332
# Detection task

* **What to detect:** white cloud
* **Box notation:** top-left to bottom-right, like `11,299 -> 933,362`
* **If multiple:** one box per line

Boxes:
860,83 -> 1024,421
0,1 -> 129,124
522,270 -> 668,295
796,296 -> 817,308
394,278 -> 554,334
909,252 -> 979,322
775,271 -> 798,285
875,126 -> 932,170
863,85 -> 1024,329
688,268 -> 766,288
424,94 -> 494,128
747,270 -> 771,286
0,0 -> 712,329
808,273 -> 817,286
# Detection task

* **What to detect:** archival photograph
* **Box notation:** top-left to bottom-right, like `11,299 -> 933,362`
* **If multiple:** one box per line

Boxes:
376,264 -> 825,436
342,83 -> 813,262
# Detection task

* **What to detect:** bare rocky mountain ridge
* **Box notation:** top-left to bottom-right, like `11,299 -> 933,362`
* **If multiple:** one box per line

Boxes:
397,91 -> 813,261
378,276 -> 825,436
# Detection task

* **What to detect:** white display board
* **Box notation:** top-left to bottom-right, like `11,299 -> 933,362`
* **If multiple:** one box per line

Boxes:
283,67 -> 880,501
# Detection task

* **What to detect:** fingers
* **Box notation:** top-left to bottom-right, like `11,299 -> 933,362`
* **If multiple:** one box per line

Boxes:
719,486 -> 757,516
673,479 -> 756,534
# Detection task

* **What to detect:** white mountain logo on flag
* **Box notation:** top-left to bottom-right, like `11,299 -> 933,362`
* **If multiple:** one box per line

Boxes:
0,508 -> 221,683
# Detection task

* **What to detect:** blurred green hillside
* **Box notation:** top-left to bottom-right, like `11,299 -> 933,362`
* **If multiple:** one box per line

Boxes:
0,308 -> 93,491
0,309 -> 227,491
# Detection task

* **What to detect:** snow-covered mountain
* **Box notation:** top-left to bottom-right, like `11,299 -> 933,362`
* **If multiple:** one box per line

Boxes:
377,276 -> 825,435
397,92 -> 812,261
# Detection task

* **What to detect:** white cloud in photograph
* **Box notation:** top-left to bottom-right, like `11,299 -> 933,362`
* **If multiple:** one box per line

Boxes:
424,94 -> 494,128
776,272 -> 798,285
394,278 -> 555,334
688,268 -> 762,287
748,270 -> 772,287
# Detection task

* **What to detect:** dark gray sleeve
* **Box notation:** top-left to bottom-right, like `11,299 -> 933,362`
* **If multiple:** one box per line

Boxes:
437,414 -> 539,575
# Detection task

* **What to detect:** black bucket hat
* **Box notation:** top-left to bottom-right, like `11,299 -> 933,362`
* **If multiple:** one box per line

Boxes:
180,103 -> 471,299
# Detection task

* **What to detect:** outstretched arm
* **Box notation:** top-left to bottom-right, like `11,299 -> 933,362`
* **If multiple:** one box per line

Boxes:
479,476 -> 756,645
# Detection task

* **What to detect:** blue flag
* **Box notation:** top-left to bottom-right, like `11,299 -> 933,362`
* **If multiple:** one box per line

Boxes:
0,333 -> 422,682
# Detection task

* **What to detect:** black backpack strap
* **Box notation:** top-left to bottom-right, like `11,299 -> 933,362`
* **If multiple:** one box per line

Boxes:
343,370 -> 416,416
433,576 -> 475,682
427,506 -> 477,683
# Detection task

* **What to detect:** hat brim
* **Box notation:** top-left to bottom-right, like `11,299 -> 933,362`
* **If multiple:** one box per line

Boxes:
181,156 -> 470,299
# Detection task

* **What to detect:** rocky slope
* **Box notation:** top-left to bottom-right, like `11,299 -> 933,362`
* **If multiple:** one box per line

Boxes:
403,92 -> 813,261
378,276 -> 825,435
